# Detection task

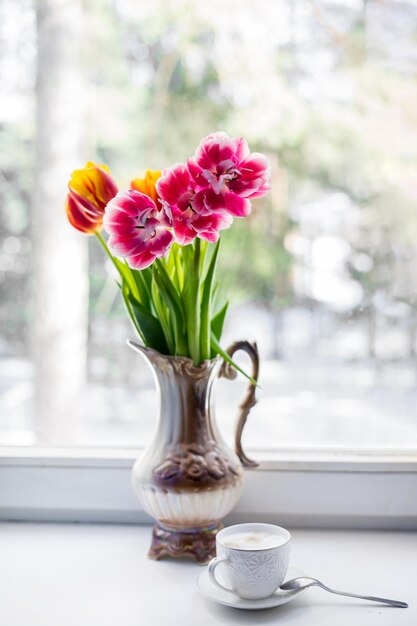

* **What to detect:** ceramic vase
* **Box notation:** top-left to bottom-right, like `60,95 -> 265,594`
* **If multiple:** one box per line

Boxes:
129,340 -> 259,563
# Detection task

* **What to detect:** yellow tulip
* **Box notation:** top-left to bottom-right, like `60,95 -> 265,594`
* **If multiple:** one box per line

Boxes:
131,169 -> 161,206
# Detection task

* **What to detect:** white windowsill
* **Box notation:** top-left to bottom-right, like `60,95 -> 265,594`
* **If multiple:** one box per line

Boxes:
0,523 -> 415,626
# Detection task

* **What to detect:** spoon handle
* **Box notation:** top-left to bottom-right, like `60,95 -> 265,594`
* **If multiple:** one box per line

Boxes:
318,583 -> 408,608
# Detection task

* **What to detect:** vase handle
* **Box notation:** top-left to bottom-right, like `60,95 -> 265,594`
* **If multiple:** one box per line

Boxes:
219,341 -> 259,468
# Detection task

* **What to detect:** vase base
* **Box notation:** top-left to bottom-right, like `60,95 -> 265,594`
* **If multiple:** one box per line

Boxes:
148,522 -> 223,564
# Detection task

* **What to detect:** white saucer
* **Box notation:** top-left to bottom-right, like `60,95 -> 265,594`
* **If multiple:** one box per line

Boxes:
197,566 -> 307,610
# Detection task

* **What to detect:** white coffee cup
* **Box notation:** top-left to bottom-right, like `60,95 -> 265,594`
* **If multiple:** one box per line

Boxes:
208,523 -> 291,600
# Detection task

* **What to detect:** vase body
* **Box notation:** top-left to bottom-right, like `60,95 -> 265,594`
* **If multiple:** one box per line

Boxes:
130,345 -> 245,562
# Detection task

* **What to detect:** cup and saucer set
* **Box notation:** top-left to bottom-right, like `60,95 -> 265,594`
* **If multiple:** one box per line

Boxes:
197,522 -> 305,610
196,522 -> 408,611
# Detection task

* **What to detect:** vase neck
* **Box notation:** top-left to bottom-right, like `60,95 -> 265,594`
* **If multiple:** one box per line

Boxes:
130,344 -> 221,445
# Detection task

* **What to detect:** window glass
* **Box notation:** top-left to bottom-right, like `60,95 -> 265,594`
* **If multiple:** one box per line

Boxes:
1,0 -> 417,451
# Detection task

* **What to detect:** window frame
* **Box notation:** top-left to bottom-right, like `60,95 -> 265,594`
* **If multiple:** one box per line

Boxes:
1,446 -> 416,529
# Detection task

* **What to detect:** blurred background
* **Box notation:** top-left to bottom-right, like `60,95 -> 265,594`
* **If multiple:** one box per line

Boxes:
1,0 -> 417,452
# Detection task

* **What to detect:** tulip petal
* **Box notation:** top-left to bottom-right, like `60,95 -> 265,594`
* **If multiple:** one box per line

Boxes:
130,169 -> 161,205
157,164 -> 191,205
224,192 -> 252,217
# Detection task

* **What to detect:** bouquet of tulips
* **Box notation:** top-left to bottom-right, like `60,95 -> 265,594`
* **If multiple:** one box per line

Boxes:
66,132 -> 270,376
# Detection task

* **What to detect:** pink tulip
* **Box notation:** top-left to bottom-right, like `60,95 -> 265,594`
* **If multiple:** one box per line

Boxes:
188,131 -> 270,216
103,190 -> 173,269
156,164 -> 232,245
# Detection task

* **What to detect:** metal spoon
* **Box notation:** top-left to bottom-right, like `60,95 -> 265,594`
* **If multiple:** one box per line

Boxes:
280,577 -> 408,608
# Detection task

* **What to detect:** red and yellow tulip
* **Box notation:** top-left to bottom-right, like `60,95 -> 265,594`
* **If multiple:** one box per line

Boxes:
66,162 -> 118,234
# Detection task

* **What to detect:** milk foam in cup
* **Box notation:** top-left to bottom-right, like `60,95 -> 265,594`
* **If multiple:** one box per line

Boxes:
222,531 -> 286,550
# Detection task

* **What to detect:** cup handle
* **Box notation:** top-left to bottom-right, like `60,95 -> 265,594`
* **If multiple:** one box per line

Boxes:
208,555 -> 234,592
219,340 -> 259,468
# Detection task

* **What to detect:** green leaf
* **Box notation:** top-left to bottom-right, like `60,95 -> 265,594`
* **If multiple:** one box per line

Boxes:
154,259 -> 186,330
110,256 -> 141,302
200,240 -> 220,361
181,243 -> 194,266
131,265 -> 152,309
165,244 -> 183,292
153,263 -> 187,355
128,294 -> 169,355
151,274 -> 175,354
119,279 -> 169,354
210,300 -> 229,357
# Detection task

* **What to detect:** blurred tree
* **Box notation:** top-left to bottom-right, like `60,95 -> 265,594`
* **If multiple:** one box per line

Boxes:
32,0 -> 88,442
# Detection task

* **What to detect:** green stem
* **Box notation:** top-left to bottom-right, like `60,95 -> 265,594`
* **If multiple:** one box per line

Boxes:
173,246 -> 184,292
187,238 -> 201,364
95,231 -> 118,270
200,240 -> 220,361
120,280 -> 146,344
